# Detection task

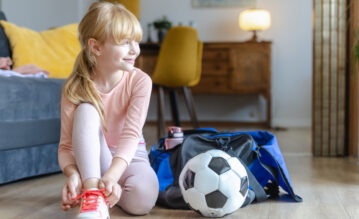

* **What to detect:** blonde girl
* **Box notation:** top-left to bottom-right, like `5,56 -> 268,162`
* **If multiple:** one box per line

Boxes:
58,2 -> 159,218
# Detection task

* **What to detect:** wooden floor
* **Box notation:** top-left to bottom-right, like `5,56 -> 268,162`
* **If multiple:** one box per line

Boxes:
1,127 -> 359,219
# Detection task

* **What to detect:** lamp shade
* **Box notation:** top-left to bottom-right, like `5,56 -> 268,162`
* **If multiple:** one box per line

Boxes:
103,0 -> 140,18
239,9 -> 271,31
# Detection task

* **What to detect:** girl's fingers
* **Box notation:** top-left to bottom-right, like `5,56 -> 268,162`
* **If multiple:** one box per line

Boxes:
61,203 -> 71,211
68,183 -> 77,199
67,192 -> 72,201
62,186 -> 69,203
107,185 -> 121,207
99,180 -> 105,189
63,185 -> 76,205
108,197 -> 117,208
113,185 -> 120,200
71,201 -> 80,208
105,183 -> 113,197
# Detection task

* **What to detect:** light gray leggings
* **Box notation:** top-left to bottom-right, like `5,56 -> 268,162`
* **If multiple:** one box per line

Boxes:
72,103 -> 159,215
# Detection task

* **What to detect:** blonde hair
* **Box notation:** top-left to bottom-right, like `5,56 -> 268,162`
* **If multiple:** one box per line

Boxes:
62,1 -> 142,130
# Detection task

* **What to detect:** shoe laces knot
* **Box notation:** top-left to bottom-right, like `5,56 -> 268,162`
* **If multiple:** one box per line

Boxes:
73,189 -> 107,213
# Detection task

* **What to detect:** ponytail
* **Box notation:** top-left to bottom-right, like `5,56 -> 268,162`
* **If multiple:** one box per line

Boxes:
63,48 -> 107,130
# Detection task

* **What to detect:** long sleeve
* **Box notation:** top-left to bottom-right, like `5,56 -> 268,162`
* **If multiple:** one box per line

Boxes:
58,69 -> 152,169
58,94 -> 77,171
112,72 -> 152,165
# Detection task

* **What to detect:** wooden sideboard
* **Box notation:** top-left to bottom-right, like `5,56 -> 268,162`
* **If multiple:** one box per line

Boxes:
136,41 -> 272,127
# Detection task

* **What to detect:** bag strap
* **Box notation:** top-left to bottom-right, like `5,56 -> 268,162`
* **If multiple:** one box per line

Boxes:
255,147 -> 303,202
237,157 -> 268,203
242,189 -> 255,207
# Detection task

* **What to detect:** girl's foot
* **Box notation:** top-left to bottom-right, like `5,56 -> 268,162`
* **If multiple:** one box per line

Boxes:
73,188 -> 110,219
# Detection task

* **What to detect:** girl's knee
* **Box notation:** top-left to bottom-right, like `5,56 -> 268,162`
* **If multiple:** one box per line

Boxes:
75,103 -> 99,117
119,178 -> 159,215
74,103 -> 100,124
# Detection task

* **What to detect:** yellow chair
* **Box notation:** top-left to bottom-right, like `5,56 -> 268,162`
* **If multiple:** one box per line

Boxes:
151,26 -> 203,137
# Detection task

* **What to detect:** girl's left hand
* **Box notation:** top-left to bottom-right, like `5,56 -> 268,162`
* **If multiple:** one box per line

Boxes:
99,176 -> 122,208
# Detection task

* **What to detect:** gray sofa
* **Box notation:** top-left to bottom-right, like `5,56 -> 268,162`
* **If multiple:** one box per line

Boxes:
0,76 -> 64,184
0,11 -> 65,184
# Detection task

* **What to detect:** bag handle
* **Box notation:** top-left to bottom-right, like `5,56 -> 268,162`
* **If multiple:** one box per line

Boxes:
183,128 -> 218,135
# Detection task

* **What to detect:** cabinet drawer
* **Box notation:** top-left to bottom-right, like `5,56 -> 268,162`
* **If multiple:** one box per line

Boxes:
193,76 -> 228,93
232,48 -> 270,87
202,60 -> 229,76
203,49 -> 229,60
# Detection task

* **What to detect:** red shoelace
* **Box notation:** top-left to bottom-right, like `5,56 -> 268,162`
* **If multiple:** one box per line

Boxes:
73,189 -> 107,213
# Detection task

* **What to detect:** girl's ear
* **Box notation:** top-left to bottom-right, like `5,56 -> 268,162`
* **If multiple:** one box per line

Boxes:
88,38 -> 102,56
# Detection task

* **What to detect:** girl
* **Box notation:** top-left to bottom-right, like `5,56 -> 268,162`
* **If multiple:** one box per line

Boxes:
58,2 -> 159,219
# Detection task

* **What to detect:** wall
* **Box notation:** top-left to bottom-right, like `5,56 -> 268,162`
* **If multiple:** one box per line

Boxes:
1,0 -> 313,127
1,0 -> 80,31
141,0 -> 313,127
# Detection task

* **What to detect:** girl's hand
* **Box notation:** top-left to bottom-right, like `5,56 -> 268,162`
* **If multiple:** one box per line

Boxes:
0,57 -> 11,70
61,173 -> 82,211
99,175 -> 122,208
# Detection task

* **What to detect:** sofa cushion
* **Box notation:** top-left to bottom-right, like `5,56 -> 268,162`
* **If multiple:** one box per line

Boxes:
0,76 -> 64,121
0,21 -> 80,78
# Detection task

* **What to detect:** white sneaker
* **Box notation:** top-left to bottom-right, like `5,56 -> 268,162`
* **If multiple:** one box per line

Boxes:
74,188 -> 110,219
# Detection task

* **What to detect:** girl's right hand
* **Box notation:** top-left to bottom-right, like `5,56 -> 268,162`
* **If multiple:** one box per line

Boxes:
61,173 -> 82,211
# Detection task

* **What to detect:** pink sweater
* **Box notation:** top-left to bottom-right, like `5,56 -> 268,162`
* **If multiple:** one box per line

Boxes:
58,68 -> 152,171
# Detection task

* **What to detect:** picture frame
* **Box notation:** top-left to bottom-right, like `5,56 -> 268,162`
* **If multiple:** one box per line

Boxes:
191,0 -> 256,8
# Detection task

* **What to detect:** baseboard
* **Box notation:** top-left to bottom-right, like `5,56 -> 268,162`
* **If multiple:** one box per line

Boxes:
146,121 -> 268,129
271,118 -> 311,128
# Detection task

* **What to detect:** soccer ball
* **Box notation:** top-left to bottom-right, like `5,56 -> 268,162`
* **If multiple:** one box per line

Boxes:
179,149 -> 249,217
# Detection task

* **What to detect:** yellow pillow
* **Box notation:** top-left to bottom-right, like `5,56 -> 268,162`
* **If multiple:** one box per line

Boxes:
0,21 -> 81,78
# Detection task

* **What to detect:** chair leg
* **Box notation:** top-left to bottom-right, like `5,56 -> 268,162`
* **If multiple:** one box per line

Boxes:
157,86 -> 166,139
182,86 -> 199,128
169,89 -> 181,127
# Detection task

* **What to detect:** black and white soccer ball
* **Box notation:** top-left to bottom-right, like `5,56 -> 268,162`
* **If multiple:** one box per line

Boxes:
179,149 -> 249,217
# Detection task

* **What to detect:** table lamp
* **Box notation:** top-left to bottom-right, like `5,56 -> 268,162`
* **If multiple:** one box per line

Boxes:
239,9 -> 271,42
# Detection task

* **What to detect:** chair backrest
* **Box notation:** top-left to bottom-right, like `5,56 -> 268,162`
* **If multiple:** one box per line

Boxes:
151,26 -> 203,88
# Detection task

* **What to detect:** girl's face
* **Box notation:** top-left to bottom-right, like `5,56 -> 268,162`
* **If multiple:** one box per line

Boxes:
96,37 -> 140,73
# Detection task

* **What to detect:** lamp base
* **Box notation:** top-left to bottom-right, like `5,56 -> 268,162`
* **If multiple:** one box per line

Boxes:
245,30 -> 259,42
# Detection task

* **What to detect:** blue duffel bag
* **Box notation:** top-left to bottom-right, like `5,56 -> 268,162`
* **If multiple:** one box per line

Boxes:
149,128 -> 302,209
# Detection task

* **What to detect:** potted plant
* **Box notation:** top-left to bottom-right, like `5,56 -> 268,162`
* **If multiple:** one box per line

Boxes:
153,16 -> 172,43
